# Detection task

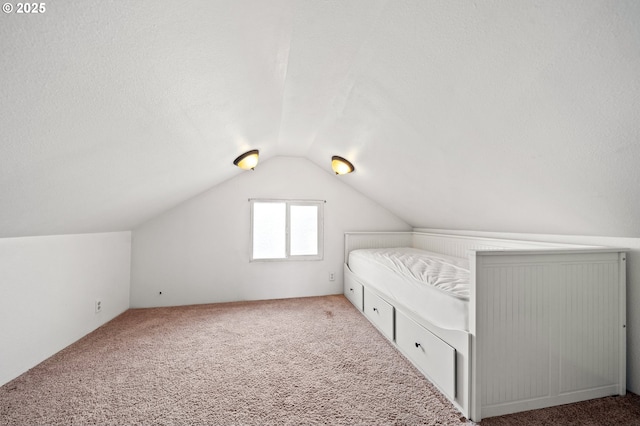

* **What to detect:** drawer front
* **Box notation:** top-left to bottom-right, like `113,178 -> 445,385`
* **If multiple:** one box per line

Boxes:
344,277 -> 363,311
395,310 -> 456,399
363,289 -> 394,341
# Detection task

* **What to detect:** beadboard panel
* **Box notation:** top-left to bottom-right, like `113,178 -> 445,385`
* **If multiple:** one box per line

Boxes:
476,252 -> 624,415
559,261 -> 620,393
412,233 -> 503,258
477,264 -> 551,406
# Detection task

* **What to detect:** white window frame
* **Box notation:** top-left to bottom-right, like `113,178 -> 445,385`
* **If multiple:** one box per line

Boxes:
250,199 -> 324,262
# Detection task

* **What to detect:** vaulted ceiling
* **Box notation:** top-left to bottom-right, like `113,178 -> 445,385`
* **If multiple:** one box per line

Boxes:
2,0 -> 639,238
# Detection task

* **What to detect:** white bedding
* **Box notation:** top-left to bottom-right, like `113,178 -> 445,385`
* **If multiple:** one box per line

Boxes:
348,247 -> 469,331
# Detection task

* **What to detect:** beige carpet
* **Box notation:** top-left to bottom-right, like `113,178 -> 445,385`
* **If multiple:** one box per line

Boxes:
0,295 -> 638,425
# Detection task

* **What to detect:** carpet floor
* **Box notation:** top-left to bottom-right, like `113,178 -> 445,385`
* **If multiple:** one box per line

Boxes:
0,295 -> 638,425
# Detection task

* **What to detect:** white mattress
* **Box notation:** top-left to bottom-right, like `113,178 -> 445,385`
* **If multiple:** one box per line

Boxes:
348,247 -> 469,331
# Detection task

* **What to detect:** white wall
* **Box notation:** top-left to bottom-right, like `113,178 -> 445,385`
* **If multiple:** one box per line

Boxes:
417,227 -> 640,395
130,156 -> 410,308
0,232 -> 131,387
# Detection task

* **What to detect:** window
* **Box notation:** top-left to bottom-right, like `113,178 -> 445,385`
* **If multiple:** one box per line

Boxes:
250,199 -> 324,261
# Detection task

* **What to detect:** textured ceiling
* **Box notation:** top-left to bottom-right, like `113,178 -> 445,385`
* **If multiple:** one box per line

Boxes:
1,0 -> 639,238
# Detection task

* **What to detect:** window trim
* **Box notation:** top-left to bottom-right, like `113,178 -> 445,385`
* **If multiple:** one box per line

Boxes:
250,199 -> 324,262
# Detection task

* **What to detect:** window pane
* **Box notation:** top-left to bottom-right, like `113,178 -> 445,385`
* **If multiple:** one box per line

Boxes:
253,202 -> 286,259
290,205 -> 318,256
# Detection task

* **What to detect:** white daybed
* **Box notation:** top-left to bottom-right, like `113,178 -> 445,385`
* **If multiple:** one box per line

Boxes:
343,231 -> 626,422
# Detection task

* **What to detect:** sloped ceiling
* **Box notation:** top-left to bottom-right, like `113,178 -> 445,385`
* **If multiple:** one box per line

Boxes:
1,0 -> 639,238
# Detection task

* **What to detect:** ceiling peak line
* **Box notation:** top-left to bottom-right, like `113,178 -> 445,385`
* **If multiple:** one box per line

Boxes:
305,0 -> 390,153
273,3 -> 296,155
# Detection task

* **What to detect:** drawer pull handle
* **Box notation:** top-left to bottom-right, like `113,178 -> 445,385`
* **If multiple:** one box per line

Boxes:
373,307 -> 378,312
415,342 -> 422,348
349,288 -> 354,292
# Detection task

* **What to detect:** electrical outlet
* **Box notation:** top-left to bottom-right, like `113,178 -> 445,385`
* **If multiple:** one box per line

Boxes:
95,299 -> 102,314
329,272 -> 335,281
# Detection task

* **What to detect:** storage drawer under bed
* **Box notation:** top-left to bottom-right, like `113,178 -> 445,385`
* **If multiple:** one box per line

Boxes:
343,266 -> 364,311
363,288 -> 394,341
395,310 -> 456,399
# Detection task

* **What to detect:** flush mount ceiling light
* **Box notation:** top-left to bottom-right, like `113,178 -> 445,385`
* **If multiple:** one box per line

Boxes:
331,156 -> 355,175
233,149 -> 259,170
